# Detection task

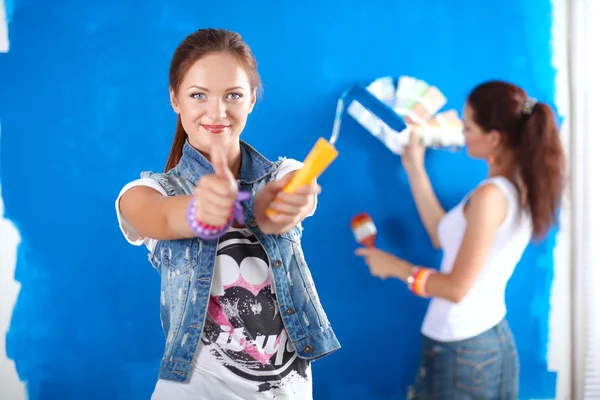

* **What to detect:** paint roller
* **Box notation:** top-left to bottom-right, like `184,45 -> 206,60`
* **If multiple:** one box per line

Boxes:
266,85 -> 408,218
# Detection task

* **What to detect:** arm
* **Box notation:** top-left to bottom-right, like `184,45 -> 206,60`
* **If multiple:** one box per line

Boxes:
401,130 -> 446,249
419,183 -> 508,302
118,147 -> 238,242
119,186 -> 196,241
406,167 -> 446,249
357,183 -> 508,303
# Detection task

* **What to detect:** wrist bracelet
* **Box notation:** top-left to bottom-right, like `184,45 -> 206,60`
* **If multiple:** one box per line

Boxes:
407,266 -> 434,298
187,191 -> 250,240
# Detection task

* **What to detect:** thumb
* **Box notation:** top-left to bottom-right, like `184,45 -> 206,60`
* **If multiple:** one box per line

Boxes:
408,128 -> 420,147
211,146 -> 235,182
355,247 -> 371,256
268,171 -> 296,192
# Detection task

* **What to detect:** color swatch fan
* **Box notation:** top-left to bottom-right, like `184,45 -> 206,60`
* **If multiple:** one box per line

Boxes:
347,76 -> 465,154
394,76 -> 447,125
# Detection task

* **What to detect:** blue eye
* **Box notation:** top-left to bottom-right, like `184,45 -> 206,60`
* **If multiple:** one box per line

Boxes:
227,93 -> 242,100
191,93 -> 206,100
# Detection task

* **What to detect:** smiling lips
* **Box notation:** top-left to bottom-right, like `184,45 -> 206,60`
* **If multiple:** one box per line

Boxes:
202,124 -> 230,134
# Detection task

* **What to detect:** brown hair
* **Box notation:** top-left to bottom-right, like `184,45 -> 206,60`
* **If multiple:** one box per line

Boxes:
164,28 -> 262,172
467,80 -> 565,238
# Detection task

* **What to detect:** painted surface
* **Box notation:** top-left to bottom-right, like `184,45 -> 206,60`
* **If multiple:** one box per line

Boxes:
0,0 -> 561,398
0,128 -> 26,400
0,0 -> 9,52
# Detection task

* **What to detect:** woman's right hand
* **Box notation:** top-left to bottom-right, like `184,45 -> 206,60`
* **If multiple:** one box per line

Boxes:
401,129 -> 426,174
193,146 -> 238,227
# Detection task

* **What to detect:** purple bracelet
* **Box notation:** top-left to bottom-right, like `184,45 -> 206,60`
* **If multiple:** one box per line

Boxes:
187,191 -> 251,240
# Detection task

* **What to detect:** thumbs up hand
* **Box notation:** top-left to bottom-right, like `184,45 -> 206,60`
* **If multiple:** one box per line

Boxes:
192,146 -> 239,227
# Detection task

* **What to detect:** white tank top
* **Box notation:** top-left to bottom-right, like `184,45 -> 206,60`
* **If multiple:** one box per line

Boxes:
420,176 -> 533,342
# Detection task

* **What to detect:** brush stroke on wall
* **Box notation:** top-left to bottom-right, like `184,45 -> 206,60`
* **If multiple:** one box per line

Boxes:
0,0 -> 9,52
1,2 -> 25,394
0,186 -> 25,400
0,0 -> 560,399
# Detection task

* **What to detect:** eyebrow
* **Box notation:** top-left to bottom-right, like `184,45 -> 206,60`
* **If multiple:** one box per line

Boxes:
185,85 -> 245,91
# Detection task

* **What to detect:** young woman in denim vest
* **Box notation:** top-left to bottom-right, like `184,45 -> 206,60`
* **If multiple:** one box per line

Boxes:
356,81 -> 565,399
116,28 -> 340,400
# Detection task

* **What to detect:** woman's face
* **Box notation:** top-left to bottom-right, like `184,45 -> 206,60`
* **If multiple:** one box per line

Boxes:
462,103 -> 500,160
170,51 -> 256,153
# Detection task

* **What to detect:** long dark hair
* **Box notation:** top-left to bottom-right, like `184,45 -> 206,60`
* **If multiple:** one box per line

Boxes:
467,80 -> 565,238
164,28 -> 262,172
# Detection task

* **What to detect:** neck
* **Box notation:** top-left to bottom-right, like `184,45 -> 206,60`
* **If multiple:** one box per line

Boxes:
488,164 -> 514,179
487,153 -> 527,204
224,143 -> 242,179
178,140 -> 274,186
487,150 -> 517,180
194,140 -> 243,179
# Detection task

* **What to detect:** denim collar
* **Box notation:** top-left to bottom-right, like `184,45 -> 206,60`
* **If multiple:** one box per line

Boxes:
177,140 -> 274,185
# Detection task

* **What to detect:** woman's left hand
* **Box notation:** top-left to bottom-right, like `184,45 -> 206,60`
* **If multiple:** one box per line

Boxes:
254,172 -> 320,234
355,247 -> 410,280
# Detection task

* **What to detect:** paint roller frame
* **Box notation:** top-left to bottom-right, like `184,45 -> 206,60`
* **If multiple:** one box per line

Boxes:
266,83 -> 410,218
352,76 -> 464,153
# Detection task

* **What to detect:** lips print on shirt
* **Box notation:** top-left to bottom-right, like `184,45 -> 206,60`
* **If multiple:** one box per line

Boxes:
201,228 -> 309,383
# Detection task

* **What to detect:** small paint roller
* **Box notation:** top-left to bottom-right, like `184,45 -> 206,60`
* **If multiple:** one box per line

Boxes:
266,85 -> 409,218
351,212 -> 377,248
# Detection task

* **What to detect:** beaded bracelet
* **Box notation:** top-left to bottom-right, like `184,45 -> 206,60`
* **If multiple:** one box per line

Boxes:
187,191 -> 251,240
406,266 -> 434,298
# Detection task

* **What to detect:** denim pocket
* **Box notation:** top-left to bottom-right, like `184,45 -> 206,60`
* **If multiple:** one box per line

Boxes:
454,347 -> 500,393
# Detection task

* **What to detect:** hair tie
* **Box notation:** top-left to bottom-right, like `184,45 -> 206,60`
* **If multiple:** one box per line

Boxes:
522,97 -> 537,115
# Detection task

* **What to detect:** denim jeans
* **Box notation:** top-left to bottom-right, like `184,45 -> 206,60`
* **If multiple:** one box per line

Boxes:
408,319 -> 519,400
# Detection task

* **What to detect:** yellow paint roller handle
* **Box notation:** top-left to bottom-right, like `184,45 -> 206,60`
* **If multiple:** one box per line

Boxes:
266,137 -> 338,218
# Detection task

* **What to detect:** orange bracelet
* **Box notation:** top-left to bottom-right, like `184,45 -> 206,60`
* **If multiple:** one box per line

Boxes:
407,266 -> 434,297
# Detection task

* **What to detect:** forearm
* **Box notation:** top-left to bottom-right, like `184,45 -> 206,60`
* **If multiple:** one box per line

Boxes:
389,259 -> 465,303
406,167 -> 446,248
422,272 -> 466,303
120,187 -> 197,241
162,195 -> 198,239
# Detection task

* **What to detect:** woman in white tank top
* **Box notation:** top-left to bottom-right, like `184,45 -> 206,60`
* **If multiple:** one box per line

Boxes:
356,81 -> 565,399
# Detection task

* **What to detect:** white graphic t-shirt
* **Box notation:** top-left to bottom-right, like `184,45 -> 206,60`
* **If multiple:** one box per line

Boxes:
116,158 -> 315,399
150,227 -> 312,400
194,227 -> 311,398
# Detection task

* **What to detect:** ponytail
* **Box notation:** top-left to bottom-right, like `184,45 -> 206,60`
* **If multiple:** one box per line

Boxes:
517,102 -> 565,238
164,115 -> 187,173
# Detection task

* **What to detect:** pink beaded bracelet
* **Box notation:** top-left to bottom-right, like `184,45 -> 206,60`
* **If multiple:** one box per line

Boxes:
187,191 -> 250,240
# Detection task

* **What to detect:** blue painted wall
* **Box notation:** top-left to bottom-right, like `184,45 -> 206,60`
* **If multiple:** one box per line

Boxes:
0,0 -> 558,399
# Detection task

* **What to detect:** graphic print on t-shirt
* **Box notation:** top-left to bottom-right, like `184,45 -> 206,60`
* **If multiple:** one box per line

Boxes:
200,228 -> 309,391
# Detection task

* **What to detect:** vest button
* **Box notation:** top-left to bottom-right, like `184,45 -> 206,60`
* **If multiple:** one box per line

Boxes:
303,345 -> 313,354
285,308 -> 295,315
249,219 -> 258,227
273,260 -> 282,268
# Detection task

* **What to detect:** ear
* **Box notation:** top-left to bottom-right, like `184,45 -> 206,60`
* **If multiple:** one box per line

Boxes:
248,89 -> 257,114
488,129 -> 502,148
169,87 -> 181,114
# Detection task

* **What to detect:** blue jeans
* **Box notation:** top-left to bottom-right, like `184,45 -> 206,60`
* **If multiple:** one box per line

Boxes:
409,319 -> 519,399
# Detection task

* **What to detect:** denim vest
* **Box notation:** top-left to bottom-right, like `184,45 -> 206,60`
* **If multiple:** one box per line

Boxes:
141,140 -> 341,382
